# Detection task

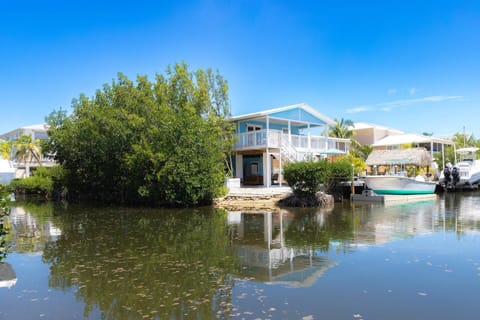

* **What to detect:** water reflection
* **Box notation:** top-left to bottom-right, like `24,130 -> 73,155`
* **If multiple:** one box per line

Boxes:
0,262 -> 16,288
4,205 -> 239,319
227,210 -> 338,287
9,204 -> 61,254
1,193 -> 480,319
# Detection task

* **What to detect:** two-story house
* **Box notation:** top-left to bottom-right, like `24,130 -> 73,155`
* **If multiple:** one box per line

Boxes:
231,103 -> 350,187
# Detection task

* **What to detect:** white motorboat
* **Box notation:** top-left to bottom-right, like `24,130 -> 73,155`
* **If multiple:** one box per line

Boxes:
440,147 -> 480,188
364,175 -> 436,195
364,148 -> 437,195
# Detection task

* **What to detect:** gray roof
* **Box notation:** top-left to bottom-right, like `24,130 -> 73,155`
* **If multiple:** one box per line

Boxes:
366,148 -> 433,166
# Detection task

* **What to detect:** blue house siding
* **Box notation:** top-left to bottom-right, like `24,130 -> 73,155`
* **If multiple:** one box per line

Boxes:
237,121 -> 264,133
269,109 -> 327,126
241,154 -> 264,185
236,121 -> 301,135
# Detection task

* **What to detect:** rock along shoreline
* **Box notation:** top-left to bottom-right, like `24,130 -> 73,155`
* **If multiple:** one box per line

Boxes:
214,187 -> 334,211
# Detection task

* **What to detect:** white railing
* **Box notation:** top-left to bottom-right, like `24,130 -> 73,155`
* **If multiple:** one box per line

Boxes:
234,130 -> 280,149
234,129 -> 349,153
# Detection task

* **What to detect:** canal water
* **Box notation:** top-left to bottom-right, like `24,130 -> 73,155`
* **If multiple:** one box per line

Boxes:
1,193 -> 480,320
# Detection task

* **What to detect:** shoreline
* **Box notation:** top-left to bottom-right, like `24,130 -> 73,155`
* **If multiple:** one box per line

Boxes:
214,186 -> 292,210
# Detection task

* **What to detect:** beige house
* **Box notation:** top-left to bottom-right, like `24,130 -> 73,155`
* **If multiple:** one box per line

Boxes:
351,122 -> 454,170
351,122 -> 404,146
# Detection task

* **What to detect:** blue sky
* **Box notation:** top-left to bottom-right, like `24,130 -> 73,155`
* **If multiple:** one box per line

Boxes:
1,0 -> 479,137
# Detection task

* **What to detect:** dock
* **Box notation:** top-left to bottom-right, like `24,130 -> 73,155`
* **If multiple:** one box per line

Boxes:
351,192 -> 437,204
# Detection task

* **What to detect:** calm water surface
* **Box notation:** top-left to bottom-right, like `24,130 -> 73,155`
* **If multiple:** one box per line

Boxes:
1,193 -> 480,319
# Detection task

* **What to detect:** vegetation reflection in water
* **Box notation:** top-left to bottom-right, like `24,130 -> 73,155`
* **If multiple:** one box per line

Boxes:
6,203 -> 239,319
2,194 -> 480,319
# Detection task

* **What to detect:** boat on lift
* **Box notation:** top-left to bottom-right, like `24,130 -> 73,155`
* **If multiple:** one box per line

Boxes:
440,147 -> 480,188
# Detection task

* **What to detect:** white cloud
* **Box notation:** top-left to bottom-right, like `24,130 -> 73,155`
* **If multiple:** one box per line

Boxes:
346,106 -> 373,114
409,87 -> 417,95
346,95 -> 463,114
387,88 -> 397,94
378,95 -> 463,109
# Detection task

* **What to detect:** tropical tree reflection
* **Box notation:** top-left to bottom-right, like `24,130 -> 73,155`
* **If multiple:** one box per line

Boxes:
42,207 -> 238,319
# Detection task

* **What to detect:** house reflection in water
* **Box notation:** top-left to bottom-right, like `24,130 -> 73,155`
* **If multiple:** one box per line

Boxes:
227,211 -> 336,287
0,262 -> 17,289
8,206 -> 62,254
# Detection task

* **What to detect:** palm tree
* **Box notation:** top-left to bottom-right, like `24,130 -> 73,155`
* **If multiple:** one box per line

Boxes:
329,118 -> 354,139
351,142 -> 374,161
14,135 -> 42,177
0,140 -> 12,160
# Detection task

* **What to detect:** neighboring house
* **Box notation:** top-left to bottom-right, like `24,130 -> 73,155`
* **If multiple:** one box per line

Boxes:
0,124 -> 55,178
371,133 -> 455,168
352,122 -> 454,169
351,122 -> 404,146
231,103 -> 351,187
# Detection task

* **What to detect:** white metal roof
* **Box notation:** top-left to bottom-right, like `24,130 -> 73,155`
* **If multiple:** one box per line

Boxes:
0,123 -> 48,139
372,133 -> 454,146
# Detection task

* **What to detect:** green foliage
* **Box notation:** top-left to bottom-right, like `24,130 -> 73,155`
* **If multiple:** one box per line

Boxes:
328,159 -> 354,180
9,175 -> 53,197
350,141 -> 373,161
283,161 -> 326,196
0,140 -> 12,160
41,206 -> 237,319
0,185 -> 11,261
13,134 -> 42,165
283,159 -> 353,196
7,165 -> 68,199
329,118 -> 354,139
0,185 -> 9,215
45,62 -> 234,206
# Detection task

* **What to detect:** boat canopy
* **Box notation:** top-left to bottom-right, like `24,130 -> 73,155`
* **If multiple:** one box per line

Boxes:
456,147 -> 479,155
366,148 -> 433,166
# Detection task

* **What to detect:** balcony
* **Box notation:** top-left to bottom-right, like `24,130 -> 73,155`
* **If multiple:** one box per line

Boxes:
233,129 -> 349,153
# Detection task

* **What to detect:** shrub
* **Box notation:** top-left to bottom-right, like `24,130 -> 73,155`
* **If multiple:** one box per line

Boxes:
328,159 -> 353,181
283,159 -> 353,197
7,166 -> 68,198
9,176 -> 53,197
283,161 -> 325,196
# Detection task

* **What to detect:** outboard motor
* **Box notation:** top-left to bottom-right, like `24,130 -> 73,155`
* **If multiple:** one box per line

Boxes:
452,167 -> 460,185
443,166 -> 451,183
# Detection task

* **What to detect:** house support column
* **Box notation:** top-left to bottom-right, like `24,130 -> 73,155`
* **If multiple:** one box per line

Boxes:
236,153 -> 243,180
288,121 -> 291,144
307,123 -> 311,151
264,151 -> 271,187
266,116 -> 271,188
324,124 -> 329,151
430,141 -> 434,161
279,146 -> 283,187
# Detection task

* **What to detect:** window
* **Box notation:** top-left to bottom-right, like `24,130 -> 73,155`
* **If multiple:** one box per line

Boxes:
247,125 -> 262,132
249,163 -> 258,176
